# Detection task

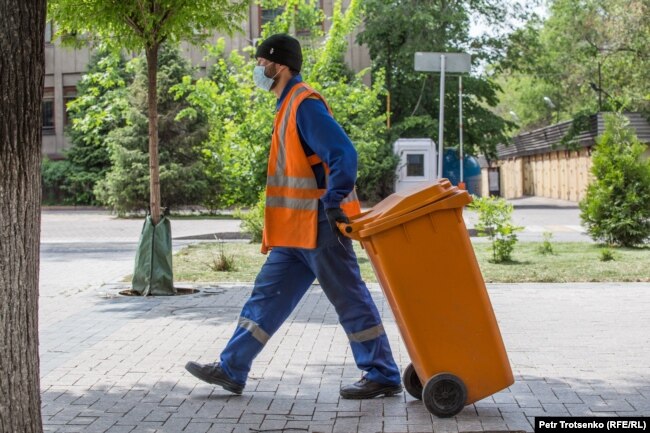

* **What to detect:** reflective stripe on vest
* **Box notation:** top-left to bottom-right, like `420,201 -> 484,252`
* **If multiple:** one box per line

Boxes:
276,86 -> 311,175
341,189 -> 359,204
267,174 -> 318,190
266,195 -> 318,211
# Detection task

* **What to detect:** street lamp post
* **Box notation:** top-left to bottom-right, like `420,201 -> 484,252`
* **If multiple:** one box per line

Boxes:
458,75 -> 464,186
509,110 -> 520,123
543,96 -> 559,123
437,54 -> 446,180
414,52 -> 471,181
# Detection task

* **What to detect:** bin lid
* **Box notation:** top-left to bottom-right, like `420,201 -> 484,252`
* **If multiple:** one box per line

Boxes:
353,179 -> 456,228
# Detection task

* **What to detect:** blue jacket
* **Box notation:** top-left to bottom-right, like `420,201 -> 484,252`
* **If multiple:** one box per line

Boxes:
276,75 -> 357,211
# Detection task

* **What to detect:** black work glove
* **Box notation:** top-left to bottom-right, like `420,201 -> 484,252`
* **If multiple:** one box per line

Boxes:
325,207 -> 349,235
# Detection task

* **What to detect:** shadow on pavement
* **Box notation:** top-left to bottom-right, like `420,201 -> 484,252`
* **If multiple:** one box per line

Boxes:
92,286 -> 345,327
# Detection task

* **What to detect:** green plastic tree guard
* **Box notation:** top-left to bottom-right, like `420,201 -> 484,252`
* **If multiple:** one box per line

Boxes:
132,215 -> 176,296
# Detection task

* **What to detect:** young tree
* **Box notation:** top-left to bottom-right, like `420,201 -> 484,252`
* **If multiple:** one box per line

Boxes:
0,0 -> 46,432
96,45 -> 212,214
580,113 -> 650,247
48,0 -> 248,224
49,0 -> 248,295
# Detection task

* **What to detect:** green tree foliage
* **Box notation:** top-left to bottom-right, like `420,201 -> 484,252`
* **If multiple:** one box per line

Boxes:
173,40 -> 275,208
496,0 -> 650,131
49,0 -> 248,223
579,113 -> 650,247
322,69 -> 396,202
95,45 -> 213,214
301,0 -> 396,201
357,0 -> 530,160
175,0 -> 395,205
63,47 -> 132,204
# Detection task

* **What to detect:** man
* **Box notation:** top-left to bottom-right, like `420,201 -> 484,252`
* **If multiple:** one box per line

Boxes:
185,34 -> 402,399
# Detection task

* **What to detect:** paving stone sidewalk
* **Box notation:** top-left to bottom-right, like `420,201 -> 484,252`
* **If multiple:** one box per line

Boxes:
40,282 -> 650,433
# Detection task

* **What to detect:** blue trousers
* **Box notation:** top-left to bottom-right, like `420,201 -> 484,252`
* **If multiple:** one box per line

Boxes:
219,219 -> 401,386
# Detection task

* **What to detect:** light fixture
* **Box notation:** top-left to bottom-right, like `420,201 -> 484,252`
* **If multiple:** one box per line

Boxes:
543,96 -> 556,109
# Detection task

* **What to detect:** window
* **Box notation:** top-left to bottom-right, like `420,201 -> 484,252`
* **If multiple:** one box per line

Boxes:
45,21 -> 52,44
295,1 -> 318,36
63,87 -> 77,127
42,88 -> 55,133
406,154 -> 425,177
259,7 -> 284,33
258,2 -> 322,36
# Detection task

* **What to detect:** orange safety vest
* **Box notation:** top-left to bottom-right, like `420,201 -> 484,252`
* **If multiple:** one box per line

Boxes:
262,82 -> 361,253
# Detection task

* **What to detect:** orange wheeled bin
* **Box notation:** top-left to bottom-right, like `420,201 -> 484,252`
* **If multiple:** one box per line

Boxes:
340,179 -> 514,417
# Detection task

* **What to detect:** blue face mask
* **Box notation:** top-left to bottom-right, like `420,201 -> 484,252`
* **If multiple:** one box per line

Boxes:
253,64 -> 278,91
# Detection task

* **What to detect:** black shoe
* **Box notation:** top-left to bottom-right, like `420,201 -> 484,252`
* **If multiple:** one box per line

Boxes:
184,361 -> 244,395
340,377 -> 403,399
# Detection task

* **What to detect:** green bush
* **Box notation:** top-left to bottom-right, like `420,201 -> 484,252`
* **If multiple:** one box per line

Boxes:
537,232 -> 556,255
599,247 -> 616,262
237,191 -> 265,243
579,113 -> 650,247
210,240 -> 237,272
238,185 -> 405,243
41,157 -> 74,205
469,195 -> 522,263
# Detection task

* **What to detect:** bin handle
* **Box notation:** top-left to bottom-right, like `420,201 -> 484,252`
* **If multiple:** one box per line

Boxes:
337,209 -> 372,240
337,222 -> 352,234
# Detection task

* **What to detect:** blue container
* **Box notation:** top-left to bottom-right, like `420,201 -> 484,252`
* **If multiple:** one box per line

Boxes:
442,149 -> 482,196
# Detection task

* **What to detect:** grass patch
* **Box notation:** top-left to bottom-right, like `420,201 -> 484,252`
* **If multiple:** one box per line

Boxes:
172,241 -> 650,284
474,242 -> 650,283
209,241 -> 237,272
174,242 -> 265,283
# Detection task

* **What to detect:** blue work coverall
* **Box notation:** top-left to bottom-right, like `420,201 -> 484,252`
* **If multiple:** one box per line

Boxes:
219,75 -> 401,387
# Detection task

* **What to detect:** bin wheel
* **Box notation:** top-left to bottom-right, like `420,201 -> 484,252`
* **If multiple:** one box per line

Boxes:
422,373 -> 467,418
403,363 -> 423,400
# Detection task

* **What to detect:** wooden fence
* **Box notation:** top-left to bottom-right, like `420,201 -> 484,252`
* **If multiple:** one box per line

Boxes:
478,113 -> 650,202
485,148 -> 593,202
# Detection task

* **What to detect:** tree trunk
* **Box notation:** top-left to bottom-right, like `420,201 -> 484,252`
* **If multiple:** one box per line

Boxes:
0,1 -> 46,432
145,44 -> 161,224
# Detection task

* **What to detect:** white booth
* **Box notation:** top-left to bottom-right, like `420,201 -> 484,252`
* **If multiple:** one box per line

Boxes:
394,138 -> 437,193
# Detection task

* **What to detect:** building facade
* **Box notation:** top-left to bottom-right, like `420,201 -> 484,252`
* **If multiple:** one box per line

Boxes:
43,1 -> 371,158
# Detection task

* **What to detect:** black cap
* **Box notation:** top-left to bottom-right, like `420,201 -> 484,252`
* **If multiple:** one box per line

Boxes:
255,34 -> 303,72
